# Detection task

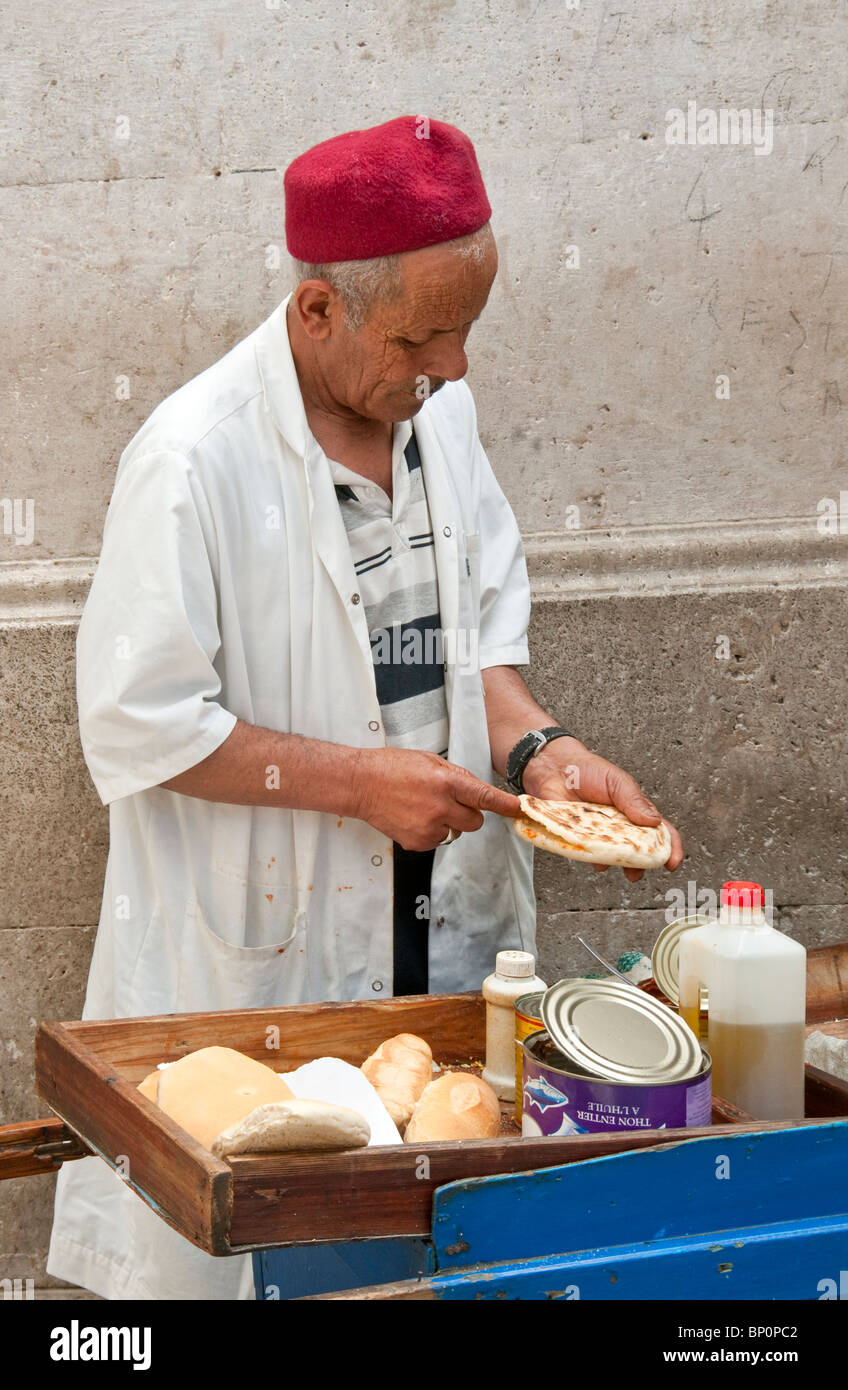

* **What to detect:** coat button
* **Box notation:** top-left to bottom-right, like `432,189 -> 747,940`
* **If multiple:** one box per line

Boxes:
371,854 -> 382,867
437,915 -> 445,927
443,526 -> 452,537
371,979 -> 384,992
368,719 -> 380,732
351,592 -> 361,605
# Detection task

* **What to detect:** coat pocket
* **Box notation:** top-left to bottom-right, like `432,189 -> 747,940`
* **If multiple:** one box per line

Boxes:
176,894 -> 305,1013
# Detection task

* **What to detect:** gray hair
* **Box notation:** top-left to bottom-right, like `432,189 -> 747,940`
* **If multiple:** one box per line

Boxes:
291,221 -> 494,333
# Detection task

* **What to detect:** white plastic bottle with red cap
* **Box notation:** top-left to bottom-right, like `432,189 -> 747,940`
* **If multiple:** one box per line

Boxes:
677,881 -> 806,1119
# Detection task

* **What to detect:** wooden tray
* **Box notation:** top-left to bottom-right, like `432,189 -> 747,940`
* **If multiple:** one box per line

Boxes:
34,979 -> 848,1256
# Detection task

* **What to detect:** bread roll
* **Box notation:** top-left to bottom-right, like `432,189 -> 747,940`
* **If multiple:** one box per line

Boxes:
404,1072 -> 500,1143
384,1033 -> 433,1065
137,1045 -> 295,1150
361,1033 -> 433,1133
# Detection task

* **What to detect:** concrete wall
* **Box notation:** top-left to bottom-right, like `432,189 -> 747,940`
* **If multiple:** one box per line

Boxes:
2,0 -> 847,1294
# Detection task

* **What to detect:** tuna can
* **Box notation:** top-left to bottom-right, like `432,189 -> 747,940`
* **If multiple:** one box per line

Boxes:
541,976 -> 704,1083
514,991 -> 546,1126
521,1030 -> 713,1135
522,976 -> 712,1135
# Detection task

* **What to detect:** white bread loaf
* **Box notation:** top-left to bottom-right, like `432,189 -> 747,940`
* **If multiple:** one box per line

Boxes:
404,1071 -> 500,1144
361,1033 -> 434,1133
138,1046 -> 295,1150
137,1045 -> 370,1155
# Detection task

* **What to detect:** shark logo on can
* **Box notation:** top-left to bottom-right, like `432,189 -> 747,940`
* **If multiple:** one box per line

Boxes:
525,1074 -> 569,1112
522,1076 -> 590,1136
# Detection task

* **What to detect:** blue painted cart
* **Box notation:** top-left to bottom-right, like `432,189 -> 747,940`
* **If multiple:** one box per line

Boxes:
254,1120 -> 848,1300
16,953 -> 848,1299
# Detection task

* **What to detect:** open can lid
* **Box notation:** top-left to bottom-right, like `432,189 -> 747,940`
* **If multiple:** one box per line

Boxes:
541,977 -> 703,1083
651,913 -> 710,1006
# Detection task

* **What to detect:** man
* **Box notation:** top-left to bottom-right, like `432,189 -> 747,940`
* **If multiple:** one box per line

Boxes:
48,115 -> 682,1300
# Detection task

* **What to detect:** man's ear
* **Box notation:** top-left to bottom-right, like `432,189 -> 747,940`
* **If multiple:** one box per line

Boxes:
292,280 -> 338,340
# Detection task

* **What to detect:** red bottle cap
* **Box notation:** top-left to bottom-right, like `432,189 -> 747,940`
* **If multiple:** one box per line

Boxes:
721,881 -> 765,909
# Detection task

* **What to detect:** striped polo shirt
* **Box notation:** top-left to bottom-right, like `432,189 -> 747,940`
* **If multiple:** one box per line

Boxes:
328,422 -> 449,758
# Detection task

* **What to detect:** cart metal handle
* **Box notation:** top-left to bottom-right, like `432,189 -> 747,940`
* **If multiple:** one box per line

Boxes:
0,1117 -> 90,1181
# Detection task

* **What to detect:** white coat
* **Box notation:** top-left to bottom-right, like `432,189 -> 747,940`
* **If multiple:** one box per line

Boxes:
47,293 -> 535,1299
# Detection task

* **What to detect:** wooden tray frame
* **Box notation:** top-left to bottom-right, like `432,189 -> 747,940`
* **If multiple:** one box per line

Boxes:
34,988 -> 848,1256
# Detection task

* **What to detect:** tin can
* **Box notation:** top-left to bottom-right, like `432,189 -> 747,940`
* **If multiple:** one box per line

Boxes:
514,991 -> 545,1126
522,1029 -> 713,1136
650,913 -> 711,1006
541,976 -> 703,1084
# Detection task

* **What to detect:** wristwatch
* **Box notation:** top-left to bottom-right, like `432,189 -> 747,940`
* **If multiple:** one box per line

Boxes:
506,728 -> 576,794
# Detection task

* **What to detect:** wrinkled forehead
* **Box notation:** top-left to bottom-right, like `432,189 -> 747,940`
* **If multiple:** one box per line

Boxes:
383,238 -> 499,334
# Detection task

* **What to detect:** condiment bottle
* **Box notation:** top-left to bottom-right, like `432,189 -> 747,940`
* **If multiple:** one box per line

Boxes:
677,881 -> 806,1119
482,951 -> 547,1100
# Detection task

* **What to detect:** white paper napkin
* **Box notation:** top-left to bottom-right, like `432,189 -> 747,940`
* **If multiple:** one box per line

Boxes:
805,1030 -> 848,1085
282,1056 -> 402,1146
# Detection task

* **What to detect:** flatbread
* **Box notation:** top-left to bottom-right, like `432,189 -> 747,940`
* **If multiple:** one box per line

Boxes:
511,795 -> 671,869
211,1099 -> 370,1157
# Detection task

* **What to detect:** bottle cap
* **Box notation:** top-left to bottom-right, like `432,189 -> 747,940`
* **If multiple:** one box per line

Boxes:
495,950 -> 535,978
721,881 -> 765,909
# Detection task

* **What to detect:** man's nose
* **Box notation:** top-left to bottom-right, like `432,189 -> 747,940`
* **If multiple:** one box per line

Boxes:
426,333 -> 468,382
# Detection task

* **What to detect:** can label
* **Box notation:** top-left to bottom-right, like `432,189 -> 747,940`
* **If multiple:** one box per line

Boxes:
522,1031 -> 712,1136
514,993 -> 545,1126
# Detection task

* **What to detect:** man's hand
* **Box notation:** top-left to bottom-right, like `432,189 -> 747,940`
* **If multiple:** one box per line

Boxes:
353,747 -> 520,851
522,737 -> 684,882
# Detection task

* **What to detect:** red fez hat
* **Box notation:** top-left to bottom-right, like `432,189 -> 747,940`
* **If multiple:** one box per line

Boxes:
284,115 -> 492,262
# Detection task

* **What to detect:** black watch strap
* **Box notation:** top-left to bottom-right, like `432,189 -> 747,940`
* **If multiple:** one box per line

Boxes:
506,727 -> 575,794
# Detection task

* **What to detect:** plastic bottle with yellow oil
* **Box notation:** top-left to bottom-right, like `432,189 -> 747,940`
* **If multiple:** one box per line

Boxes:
677,881 -> 806,1119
